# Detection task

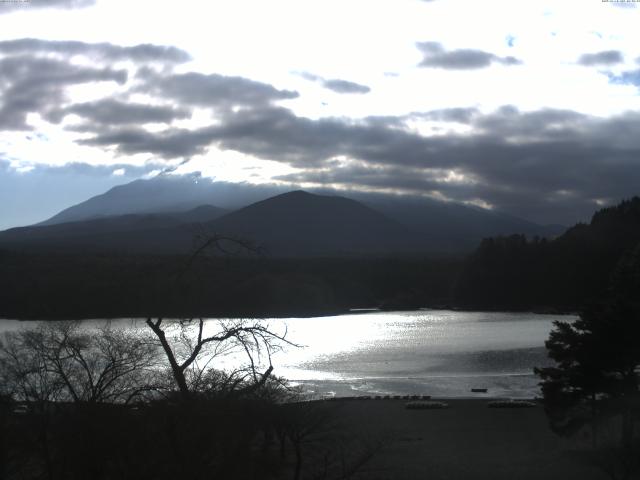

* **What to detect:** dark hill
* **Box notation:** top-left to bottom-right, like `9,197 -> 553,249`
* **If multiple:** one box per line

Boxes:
206,190 -> 420,256
0,205 -> 226,254
366,196 -> 564,252
454,197 -> 640,310
168,204 -> 227,224
0,191 -> 420,256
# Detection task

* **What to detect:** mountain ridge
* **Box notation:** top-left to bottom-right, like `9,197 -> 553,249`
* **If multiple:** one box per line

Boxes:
204,190 -> 421,256
3,176 -> 566,256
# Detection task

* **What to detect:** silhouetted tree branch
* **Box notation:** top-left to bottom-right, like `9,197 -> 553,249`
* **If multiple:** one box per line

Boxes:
145,317 -> 293,400
147,233 -> 294,400
0,322 -> 159,405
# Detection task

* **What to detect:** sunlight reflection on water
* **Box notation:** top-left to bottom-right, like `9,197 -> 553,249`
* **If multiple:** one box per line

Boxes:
270,310 -> 568,398
0,310 -> 574,398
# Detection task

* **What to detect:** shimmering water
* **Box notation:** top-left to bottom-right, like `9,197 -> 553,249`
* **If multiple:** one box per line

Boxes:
273,310 -> 568,399
0,310 -> 572,398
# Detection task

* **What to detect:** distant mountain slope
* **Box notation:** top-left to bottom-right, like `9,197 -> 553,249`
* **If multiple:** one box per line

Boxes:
166,204 -> 228,224
362,195 -> 565,252
39,176 -> 283,226
34,175 -> 564,254
0,205 -> 226,254
205,190 -> 420,256
0,191 -> 424,257
0,191 -> 419,256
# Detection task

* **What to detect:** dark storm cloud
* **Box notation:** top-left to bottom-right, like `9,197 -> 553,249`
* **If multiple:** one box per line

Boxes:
76,70 -> 301,154
76,106 -> 418,162
137,70 -> 298,109
295,72 -> 370,94
276,163 -> 456,196
0,38 -> 191,63
0,55 -> 127,130
0,39 -> 193,131
77,126 -> 221,158
271,122 -> 640,225
471,106 -> 587,139
577,50 -> 624,66
51,99 -> 191,125
0,0 -> 95,14
417,42 -> 522,69
213,106 -> 640,224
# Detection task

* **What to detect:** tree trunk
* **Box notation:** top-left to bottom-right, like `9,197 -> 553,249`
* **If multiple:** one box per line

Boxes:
293,440 -> 302,480
146,319 -> 190,399
621,407 -> 633,451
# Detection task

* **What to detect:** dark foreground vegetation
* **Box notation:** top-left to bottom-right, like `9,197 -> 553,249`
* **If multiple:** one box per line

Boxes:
533,243 -> 640,480
0,320 -> 384,480
1,313 -> 637,480
0,253 -> 460,319
0,395 -> 387,480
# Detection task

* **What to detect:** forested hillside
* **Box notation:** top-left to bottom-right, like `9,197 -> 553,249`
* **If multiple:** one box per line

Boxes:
455,197 -> 640,310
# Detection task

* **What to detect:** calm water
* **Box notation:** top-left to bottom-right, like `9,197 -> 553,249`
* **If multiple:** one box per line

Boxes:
0,310 -> 572,399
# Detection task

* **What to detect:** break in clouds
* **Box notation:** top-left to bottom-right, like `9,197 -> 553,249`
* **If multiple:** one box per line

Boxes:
1,38 -> 640,225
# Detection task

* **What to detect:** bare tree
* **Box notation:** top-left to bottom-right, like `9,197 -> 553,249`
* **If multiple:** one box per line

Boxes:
146,233 -> 293,400
1,328 -> 66,405
145,317 -> 293,400
0,321 -> 160,405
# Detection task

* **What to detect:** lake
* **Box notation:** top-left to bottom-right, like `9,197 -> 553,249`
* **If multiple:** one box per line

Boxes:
0,310 -> 572,399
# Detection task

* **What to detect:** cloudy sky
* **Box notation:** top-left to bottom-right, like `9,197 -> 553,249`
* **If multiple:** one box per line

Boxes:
1,0 -> 640,229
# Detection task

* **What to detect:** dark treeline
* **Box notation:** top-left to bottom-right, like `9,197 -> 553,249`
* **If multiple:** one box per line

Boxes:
533,224 -> 640,480
2,197 -> 640,319
0,251 -> 461,319
454,197 -> 640,311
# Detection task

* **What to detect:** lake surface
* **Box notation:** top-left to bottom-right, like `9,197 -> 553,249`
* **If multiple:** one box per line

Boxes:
273,310 -> 568,399
0,310 -> 573,399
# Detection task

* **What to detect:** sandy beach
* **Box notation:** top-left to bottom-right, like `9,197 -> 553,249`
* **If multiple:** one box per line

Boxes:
302,398 -> 608,480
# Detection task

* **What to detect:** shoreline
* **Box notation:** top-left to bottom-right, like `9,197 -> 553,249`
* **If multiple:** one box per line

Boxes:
0,306 -> 578,322
289,371 -> 545,400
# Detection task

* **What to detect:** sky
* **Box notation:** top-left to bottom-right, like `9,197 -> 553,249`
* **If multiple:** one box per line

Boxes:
1,0 -> 640,229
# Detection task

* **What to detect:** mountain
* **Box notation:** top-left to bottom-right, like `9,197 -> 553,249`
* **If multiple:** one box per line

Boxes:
0,205 -> 227,254
205,190 -> 419,256
359,194 -> 565,252
0,191 -> 420,256
34,175 -> 564,254
168,204 -> 228,224
40,175 -> 284,226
